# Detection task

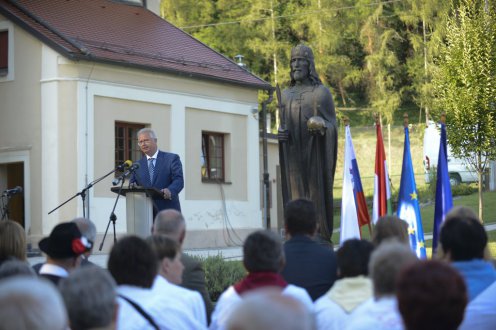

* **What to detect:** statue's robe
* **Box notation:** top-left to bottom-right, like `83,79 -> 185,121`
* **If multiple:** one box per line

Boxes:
280,84 -> 338,242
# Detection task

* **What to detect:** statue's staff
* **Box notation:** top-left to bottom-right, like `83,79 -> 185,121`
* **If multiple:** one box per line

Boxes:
276,84 -> 290,204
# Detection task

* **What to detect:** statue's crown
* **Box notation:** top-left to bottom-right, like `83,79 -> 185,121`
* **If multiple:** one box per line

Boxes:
291,44 -> 314,60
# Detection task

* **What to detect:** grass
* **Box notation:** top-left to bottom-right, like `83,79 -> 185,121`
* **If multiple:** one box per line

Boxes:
331,191 -> 496,259
332,118 -> 426,200
329,107 -> 496,258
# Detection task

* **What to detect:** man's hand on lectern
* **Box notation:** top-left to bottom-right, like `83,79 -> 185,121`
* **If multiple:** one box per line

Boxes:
162,188 -> 172,200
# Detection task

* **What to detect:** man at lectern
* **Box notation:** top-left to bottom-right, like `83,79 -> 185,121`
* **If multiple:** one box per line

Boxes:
131,128 -> 184,214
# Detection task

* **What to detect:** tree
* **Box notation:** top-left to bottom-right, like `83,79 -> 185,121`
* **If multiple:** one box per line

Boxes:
359,3 -> 403,124
432,0 -> 496,221
397,0 -> 451,125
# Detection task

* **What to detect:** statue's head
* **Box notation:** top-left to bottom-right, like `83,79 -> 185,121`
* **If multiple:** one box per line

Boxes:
290,44 -> 322,86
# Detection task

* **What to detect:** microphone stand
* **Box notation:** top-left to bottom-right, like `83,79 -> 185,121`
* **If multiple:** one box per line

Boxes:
1,195 -> 10,220
48,166 -> 122,217
99,174 -> 127,251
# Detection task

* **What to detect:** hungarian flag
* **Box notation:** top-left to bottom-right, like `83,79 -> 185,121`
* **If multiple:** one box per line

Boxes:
432,123 -> 453,254
340,125 -> 370,244
373,121 -> 392,223
397,126 -> 427,259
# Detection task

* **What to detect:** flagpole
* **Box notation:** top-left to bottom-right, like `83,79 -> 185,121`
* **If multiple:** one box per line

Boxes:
388,123 -> 391,178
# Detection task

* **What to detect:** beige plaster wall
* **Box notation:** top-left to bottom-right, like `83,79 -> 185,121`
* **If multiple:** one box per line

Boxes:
53,81 -> 79,221
0,16 -> 42,236
58,60 -> 258,105
93,96 -> 171,197
185,107 -> 247,201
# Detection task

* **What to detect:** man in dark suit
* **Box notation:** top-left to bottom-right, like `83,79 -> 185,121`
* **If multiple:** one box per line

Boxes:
153,209 -> 214,324
132,128 -> 184,213
281,198 -> 338,301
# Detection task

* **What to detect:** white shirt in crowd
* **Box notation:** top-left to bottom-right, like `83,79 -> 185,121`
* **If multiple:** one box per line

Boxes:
152,275 -> 207,327
345,296 -> 404,330
209,284 -> 314,330
315,276 -> 373,330
116,285 -> 207,330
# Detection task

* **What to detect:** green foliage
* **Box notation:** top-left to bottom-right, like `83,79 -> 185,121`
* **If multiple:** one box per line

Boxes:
427,166 -> 438,200
423,166 -> 477,201
451,183 -> 478,196
160,0 -> 459,130
359,4 -> 404,123
432,0 -> 496,217
201,255 -> 246,302
433,0 -> 496,164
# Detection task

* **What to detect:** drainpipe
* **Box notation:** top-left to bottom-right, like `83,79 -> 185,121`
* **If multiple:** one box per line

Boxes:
261,88 -> 274,229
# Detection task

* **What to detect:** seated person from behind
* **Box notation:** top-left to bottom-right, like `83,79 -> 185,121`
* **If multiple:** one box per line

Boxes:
438,206 -> 496,301
210,230 -> 313,330
147,235 -> 207,327
315,239 -> 375,330
281,198 -> 337,301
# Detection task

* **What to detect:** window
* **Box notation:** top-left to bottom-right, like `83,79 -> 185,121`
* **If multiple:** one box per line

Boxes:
0,22 -> 13,81
0,30 -> 7,76
201,132 -> 225,181
115,122 -> 145,175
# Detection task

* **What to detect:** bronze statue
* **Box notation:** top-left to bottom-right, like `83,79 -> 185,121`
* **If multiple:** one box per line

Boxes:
278,44 -> 338,243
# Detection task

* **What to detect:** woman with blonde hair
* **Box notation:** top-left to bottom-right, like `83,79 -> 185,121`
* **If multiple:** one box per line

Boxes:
372,215 -> 409,247
0,220 -> 27,265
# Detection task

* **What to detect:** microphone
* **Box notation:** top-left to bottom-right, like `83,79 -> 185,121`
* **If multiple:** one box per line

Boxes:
2,186 -> 23,197
112,163 -> 140,186
116,160 -> 132,171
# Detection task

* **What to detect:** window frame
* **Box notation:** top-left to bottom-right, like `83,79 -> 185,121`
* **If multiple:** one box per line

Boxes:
114,121 -> 146,176
0,21 -> 14,82
201,131 -> 225,182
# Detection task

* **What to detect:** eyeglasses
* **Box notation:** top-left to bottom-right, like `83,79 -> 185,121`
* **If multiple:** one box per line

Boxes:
138,139 -> 153,146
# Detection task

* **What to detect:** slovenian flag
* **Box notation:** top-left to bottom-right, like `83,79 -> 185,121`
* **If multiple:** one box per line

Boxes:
340,125 -> 370,244
432,123 -> 453,254
373,121 -> 392,223
397,125 -> 427,259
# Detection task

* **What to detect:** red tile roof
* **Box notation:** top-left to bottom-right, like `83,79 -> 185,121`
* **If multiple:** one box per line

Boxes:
0,0 -> 271,90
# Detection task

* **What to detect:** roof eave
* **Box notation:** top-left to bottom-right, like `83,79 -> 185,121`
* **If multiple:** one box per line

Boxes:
71,54 -> 273,91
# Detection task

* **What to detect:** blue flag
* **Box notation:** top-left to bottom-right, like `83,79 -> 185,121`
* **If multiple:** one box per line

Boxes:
432,123 -> 453,254
397,126 -> 427,259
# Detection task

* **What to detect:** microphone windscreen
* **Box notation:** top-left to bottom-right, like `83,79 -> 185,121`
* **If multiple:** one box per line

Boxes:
124,160 -> 133,167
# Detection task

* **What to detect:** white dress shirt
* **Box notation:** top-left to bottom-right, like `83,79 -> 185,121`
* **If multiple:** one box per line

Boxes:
117,284 -> 206,330
152,275 -> 207,326
345,296 -> 404,330
209,284 -> 314,330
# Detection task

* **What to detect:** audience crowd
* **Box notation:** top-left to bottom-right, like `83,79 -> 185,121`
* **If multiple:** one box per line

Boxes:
0,199 -> 495,330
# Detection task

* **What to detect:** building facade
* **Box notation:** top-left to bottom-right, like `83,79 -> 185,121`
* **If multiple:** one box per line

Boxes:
0,0 -> 273,250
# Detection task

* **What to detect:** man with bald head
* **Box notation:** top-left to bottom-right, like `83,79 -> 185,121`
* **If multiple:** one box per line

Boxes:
153,209 -> 214,323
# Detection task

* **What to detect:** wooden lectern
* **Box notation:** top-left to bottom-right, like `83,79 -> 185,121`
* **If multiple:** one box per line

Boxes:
111,187 -> 162,238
